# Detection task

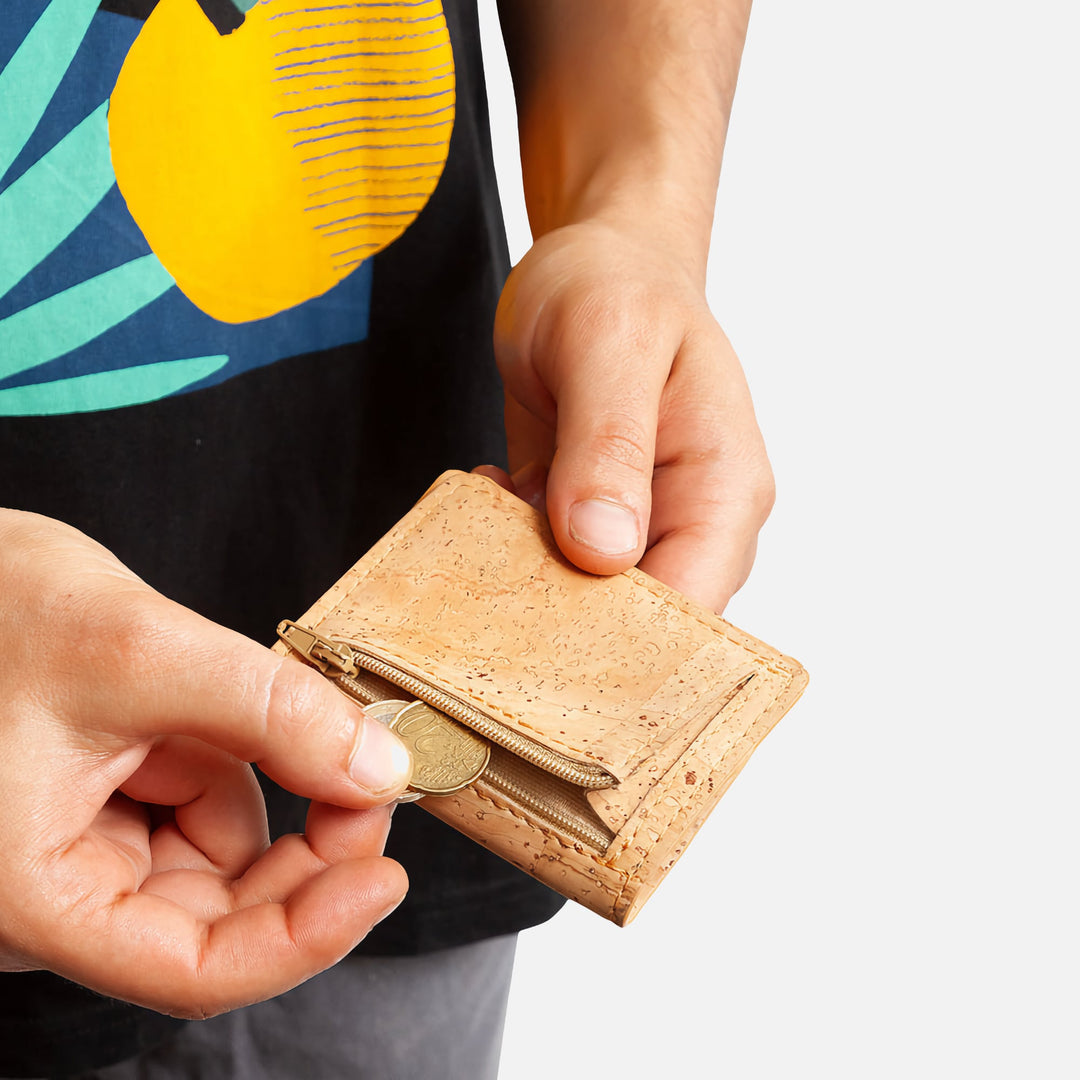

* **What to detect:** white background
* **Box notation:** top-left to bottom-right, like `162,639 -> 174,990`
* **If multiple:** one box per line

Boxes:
478,3 -> 1079,1077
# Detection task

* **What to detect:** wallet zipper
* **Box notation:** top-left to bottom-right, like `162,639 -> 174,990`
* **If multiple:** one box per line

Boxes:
278,621 -> 617,851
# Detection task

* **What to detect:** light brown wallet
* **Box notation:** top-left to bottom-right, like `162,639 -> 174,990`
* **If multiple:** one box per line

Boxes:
273,470 -> 807,925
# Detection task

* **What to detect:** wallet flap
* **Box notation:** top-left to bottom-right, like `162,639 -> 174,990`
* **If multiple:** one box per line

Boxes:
309,471 -> 804,783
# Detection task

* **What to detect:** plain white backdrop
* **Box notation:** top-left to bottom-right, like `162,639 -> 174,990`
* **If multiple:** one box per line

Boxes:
477,3 -> 1079,1078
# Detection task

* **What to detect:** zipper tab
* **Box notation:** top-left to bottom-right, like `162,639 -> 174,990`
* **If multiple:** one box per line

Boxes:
276,619 -> 358,677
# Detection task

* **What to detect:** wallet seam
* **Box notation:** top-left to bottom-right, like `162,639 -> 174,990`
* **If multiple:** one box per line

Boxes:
471,782 -> 627,872
600,666 -> 769,866
615,670 -> 792,886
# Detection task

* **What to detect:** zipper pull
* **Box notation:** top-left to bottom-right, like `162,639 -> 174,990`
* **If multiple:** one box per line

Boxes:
276,620 -> 359,677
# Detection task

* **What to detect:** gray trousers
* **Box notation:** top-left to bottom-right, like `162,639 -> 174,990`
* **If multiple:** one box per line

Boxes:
60,935 -> 517,1080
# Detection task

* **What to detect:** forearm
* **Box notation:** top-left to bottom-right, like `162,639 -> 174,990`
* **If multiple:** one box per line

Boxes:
497,0 -> 752,282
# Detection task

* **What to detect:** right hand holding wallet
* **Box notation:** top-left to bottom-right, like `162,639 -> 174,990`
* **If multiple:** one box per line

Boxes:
275,471 -> 807,925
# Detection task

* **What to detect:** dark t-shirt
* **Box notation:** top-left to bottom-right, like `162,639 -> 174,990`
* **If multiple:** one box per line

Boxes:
0,1 -> 562,1073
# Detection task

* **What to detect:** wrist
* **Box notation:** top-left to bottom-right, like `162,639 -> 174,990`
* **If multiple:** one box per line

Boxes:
520,119 -> 719,286
516,217 -> 710,308
505,3 -> 746,284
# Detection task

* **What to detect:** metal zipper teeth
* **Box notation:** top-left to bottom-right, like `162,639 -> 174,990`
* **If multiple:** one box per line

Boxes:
342,646 -> 615,790
332,666 -> 611,850
335,669 -> 402,708
478,763 -> 613,853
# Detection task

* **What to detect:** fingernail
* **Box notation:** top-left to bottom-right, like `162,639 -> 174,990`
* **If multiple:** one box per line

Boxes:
569,498 -> 640,555
350,715 -> 413,796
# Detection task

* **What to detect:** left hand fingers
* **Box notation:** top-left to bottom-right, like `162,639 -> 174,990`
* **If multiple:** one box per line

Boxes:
499,286 -> 677,577
638,327 -> 774,611
494,223 -> 774,611
542,347 -> 667,576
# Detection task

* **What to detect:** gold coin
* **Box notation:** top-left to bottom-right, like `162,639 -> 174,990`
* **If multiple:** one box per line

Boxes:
363,700 -> 412,727
363,700 -> 424,803
388,701 -> 490,796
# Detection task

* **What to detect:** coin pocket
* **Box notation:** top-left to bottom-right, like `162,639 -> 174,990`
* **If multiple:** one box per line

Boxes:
271,471 -> 806,924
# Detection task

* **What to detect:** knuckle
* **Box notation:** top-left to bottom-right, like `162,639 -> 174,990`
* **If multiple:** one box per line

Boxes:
100,599 -> 174,673
587,417 -> 654,477
569,292 -> 664,361
538,280 -> 662,364
263,659 -> 335,751
571,290 -> 636,339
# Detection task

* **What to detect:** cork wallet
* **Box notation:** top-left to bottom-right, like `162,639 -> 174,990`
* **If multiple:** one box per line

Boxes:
273,470 -> 807,925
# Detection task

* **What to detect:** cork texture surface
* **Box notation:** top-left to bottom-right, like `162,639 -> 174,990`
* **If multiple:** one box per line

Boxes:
283,471 -> 808,923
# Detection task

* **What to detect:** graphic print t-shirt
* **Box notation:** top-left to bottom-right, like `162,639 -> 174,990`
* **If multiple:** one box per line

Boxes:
0,3 -> 562,1075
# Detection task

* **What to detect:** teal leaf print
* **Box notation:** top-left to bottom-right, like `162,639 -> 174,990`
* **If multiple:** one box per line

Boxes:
0,0 -> 231,414
0,102 -> 115,300
0,355 -> 229,416
0,254 -> 175,381
0,0 -> 100,183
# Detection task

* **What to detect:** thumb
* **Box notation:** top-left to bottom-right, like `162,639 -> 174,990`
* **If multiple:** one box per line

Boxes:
543,349 -> 668,576
85,592 -> 413,808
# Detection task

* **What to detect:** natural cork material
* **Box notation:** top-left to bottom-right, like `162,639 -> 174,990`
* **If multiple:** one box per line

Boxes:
276,471 -> 807,925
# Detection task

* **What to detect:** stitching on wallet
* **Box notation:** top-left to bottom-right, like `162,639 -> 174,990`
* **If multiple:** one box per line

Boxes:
469,784 -> 623,878
628,572 -> 793,673
610,669 -> 772,872
617,698 -> 781,882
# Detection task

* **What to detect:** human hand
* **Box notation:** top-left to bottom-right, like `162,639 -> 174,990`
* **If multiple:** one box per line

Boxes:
0,512 -> 411,1018
490,221 -> 774,612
